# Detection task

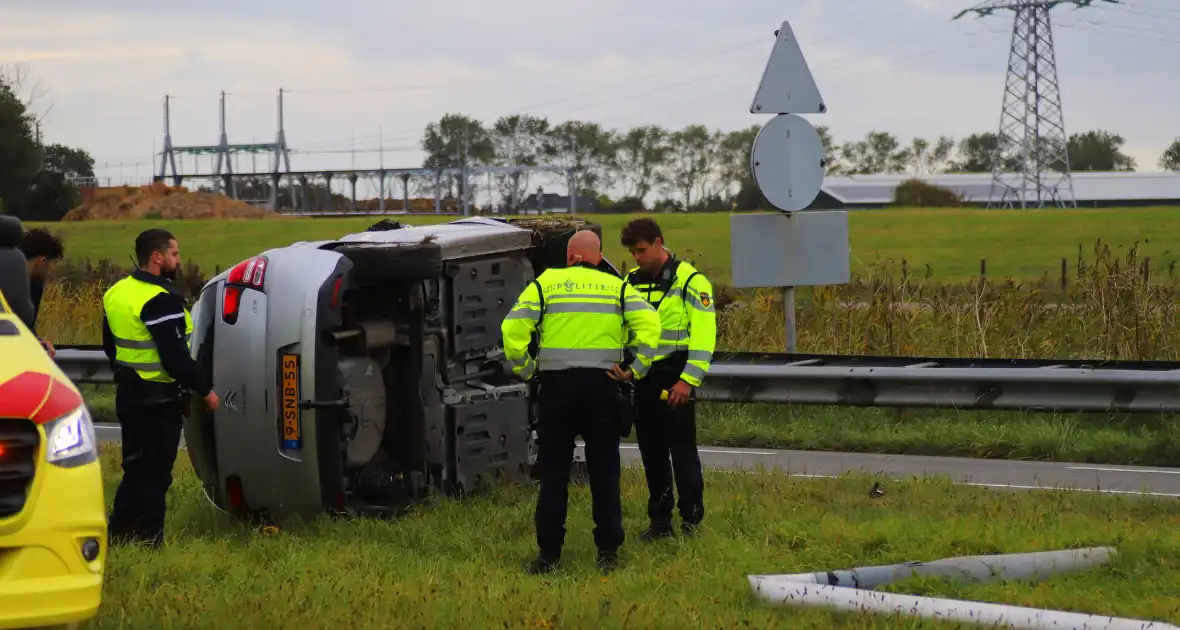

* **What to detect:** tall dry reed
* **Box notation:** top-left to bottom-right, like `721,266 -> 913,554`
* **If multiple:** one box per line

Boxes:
36,241 -> 1180,361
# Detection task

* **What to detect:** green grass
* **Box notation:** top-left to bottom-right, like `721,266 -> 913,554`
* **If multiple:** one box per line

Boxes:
29,206 -> 1180,283
82,386 -> 1180,468
92,445 -> 1180,628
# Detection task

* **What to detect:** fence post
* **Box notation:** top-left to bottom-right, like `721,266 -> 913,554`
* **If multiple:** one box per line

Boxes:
980,259 -> 986,279
1061,258 -> 1067,292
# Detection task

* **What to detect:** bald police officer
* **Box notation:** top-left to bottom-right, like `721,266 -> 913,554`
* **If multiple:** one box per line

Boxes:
502,230 -> 661,575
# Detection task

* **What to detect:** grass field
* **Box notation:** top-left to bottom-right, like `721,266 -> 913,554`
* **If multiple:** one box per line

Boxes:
91,445 -> 1180,629
27,206 -> 1180,283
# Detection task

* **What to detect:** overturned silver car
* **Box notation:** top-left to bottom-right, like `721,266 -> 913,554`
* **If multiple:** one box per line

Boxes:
184,216 -> 619,523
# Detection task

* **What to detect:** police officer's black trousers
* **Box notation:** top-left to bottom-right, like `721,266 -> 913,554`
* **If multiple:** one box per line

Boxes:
534,368 -> 624,559
634,360 -> 705,529
108,393 -> 185,548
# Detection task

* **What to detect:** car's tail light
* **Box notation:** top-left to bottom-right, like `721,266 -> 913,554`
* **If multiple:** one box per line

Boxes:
222,286 -> 243,324
222,256 -> 268,324
228,256 -> 268,289
330,275 -> 343,310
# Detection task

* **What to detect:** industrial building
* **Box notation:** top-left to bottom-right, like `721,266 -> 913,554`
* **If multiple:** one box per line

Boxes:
815,171 -> 1180,209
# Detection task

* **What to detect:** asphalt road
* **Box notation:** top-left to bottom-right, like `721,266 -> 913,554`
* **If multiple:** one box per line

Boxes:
94,424 -> 1180,499
615,444 -> 1180,498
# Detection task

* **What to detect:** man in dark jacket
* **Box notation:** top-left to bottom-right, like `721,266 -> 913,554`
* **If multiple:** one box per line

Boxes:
0,215 -> 35,329
20,227 -> 64,354
102,228 -> 220,548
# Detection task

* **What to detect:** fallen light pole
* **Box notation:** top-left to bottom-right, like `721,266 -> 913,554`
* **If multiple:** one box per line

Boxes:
749,578 -> 1177,630
747,547 -> 1180,630
749,546 -> 1115,590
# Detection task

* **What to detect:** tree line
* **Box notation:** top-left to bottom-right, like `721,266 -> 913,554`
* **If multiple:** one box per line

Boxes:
0,66 -> 96,221
419,112 -> 1180,212
3,62 -> 1180,220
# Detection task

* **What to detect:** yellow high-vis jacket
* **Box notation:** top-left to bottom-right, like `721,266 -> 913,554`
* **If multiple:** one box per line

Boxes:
501,264 -> 661,381
624,257 -> 717,387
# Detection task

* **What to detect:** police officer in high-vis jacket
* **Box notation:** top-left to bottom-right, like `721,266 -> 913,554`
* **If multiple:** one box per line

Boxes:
618,218 -> 717,540
502,229 -> 661,575
102,228 -> 219,548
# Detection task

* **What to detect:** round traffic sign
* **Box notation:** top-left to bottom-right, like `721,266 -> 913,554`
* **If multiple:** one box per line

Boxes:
749,113 -> 826,212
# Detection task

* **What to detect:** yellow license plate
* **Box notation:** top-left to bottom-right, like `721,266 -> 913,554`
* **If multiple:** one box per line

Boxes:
280,354 -> 300,449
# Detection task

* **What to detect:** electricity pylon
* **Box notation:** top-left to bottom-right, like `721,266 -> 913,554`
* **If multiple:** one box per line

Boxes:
955,0 -> 1117,209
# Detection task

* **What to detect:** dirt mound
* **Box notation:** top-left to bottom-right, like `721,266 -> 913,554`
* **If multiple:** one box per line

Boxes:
63,182 -> 277,221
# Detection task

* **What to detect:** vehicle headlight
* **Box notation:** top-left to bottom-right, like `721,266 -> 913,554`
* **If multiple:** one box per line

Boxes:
45,405 -> 98,468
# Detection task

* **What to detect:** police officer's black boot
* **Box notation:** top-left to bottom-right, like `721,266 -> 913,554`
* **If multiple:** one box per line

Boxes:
525,552 -> 559,575
640,521 -> 675,542
596,550 -> 619,575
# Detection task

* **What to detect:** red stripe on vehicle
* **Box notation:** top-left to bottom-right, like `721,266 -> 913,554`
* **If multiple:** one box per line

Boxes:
0,371 -> 52,421
32,377 -> 84,424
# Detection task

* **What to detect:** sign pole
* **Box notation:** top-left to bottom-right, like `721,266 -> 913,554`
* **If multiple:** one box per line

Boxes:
783,286 -> 797,353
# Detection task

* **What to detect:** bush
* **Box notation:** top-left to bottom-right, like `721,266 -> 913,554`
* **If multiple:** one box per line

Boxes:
612,196 -> 646,213
892,178 -> 965,207
733,177 -> 767,211
51,257 -> 210,305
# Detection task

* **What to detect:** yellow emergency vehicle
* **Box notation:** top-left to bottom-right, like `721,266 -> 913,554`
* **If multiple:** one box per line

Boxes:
0,288 -> 106,630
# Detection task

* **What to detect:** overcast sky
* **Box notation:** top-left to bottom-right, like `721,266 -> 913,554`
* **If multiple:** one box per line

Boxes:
2,0 -> 1177,192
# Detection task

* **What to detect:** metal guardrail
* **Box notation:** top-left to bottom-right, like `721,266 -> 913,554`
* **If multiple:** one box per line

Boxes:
57,346 -> 1180,414
54,347 -> 114,385
704,352 -> 1180,414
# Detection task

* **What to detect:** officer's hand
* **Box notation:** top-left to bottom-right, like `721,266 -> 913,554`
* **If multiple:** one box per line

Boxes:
667,380 -> 693,407
204,390 -> 221,411
607,364 -> 633,382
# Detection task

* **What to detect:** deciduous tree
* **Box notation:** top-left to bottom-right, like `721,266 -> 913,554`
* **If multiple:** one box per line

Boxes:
614,125 -> 669,201
1161,138 -> 1180,171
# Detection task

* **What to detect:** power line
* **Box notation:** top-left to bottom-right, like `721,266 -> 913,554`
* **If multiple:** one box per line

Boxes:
291,9 -> 1001,155
290,30 -> 782,152
1120,0 -> 1180,15
1058,17 -> 1180,44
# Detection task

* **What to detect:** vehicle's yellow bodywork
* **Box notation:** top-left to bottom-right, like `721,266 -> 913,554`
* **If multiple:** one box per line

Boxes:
0,290 -> 106,630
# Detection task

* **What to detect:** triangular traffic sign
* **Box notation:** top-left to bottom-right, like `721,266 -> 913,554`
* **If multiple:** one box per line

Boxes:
750,21 -> 826,115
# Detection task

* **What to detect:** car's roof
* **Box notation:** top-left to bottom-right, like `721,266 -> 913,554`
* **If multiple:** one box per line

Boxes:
203,217 -> 536,290
336,217 -> 527,244
328,217 -> 534,261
